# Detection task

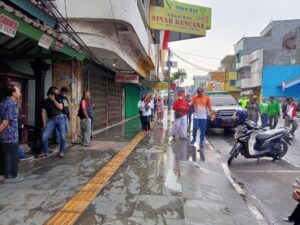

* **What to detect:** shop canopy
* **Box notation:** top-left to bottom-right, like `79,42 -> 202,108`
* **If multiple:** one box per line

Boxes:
282,76 -> 300,89
0,3 -> 85,61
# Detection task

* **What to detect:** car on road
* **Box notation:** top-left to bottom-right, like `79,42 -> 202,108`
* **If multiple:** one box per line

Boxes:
207,94 -> 241,129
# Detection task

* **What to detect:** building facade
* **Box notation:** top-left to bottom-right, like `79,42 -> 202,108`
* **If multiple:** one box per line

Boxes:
0,0 -> 85,143
53,0 -> 159,139
0,0 -> 160,144
193,75 -> 208,90
234,19 -> 300,98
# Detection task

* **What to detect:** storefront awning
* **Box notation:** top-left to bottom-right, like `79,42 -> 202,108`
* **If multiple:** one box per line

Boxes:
282,76 -> 300,89
0,2 -> 85,61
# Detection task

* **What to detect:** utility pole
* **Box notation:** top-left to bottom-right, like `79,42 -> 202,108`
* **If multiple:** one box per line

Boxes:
167,47 -> 171,111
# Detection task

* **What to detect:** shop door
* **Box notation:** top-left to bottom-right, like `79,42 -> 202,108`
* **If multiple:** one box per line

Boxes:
125,84 -> 140,118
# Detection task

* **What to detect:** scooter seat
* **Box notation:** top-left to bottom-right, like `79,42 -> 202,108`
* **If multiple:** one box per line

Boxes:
256,128 -> 285,143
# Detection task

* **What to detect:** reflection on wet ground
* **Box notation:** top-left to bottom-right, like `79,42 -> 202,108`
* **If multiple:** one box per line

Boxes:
74,114 -> 258,225
0,114 -> 259,225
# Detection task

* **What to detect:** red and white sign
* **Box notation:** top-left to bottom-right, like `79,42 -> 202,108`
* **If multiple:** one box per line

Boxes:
115,73 -> 139,84
38,33 -> 53,50
54,41 -> 64,52
0,14 -> 19,38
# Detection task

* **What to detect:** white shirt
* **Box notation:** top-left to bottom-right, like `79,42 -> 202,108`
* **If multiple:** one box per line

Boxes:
138,101 -> 152,116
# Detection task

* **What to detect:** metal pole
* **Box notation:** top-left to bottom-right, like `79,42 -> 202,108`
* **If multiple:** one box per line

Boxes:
167,47 -> 171,111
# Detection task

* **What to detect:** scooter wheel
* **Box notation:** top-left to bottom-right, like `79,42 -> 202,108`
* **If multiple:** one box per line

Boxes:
273,140 -> 288,160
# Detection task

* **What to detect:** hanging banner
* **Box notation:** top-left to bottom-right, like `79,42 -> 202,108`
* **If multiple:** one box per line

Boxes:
38,33 -> 53,50
115,73 -> 139,84
151,82 -> 169,90
163,0 -> 212,29
150,6 -> 206,36
0,14 -> 19,38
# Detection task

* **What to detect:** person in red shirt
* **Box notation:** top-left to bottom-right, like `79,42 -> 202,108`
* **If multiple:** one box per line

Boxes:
171,92 -> 190,139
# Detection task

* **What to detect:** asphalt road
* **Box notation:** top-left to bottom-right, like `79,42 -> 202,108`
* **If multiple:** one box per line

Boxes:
206,119 -> 300,225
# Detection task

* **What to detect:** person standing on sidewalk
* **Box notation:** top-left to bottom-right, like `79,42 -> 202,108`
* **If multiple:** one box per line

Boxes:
40,86 -> 66,158
138,95 -> 152,135
246,95 -> 259,123
138,95 -> 145,128
268,96 -> 280,129
189,87 -> 215,149
55,87 -> 70,144
171,92 -> 190,140
78,91 -> 93,146
259,97 -> 268,127
284,98 -> 298,137
0,85 -> 23,183
156,96 -> 164,125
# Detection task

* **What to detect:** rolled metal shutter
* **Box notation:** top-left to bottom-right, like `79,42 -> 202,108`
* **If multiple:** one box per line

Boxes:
107,77 -> 123,125
89,70 -> 108,130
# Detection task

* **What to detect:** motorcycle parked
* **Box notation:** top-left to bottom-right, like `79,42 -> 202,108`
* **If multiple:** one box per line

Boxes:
227,120 -> 292,166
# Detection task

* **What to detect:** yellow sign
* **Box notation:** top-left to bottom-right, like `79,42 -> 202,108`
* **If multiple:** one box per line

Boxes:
151,82 -> 169,90
164,0 -> 212,29
150,6 -> 206,36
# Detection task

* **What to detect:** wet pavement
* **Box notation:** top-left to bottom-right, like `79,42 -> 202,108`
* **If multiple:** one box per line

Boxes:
206,119 -> 300,225
0,114 -> 259,225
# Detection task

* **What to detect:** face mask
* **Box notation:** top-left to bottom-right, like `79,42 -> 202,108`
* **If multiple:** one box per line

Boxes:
178,96 -> 183,100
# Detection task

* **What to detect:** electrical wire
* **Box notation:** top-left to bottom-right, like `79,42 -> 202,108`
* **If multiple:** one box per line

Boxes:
38,0 -> 106,67
171,51 -> 217,72
173,50 -> 221,61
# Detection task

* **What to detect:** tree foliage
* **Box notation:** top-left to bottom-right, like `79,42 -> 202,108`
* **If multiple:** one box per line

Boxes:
165,69 -> 187,82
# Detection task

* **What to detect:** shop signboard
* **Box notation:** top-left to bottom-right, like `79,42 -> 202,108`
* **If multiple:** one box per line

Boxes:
166,61 -> 178,67
211,72 -> 225,82
115,73 -> 139,84
163,0 -> 212,29
151,82 -> 169,90
38,33 -> 53,50
149,6 -> 206,36
0,14 -> 19,38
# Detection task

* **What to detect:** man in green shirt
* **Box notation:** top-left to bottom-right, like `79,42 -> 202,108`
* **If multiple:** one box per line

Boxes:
260,97 -> 268,127
267,96 -> 280,129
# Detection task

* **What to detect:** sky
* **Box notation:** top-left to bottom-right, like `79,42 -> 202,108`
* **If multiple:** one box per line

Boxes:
169,0 -> 300,86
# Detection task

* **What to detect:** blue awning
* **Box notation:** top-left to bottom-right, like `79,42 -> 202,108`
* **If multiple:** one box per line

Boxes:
283,76 -> 300,89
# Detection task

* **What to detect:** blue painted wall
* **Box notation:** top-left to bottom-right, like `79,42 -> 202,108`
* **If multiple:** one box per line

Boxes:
262,65 -> 300,99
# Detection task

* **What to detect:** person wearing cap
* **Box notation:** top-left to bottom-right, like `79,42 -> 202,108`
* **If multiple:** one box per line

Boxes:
171,92 -> 190,139
246,95 -> 259,123
55,87 -> 70,144
189,87 -> 215,149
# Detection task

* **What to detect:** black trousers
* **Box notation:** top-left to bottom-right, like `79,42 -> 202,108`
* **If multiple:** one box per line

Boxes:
0,142 -> 19,178
141,116 -> 151,131
139,111 -> 143,125
290,203 -> 300,224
